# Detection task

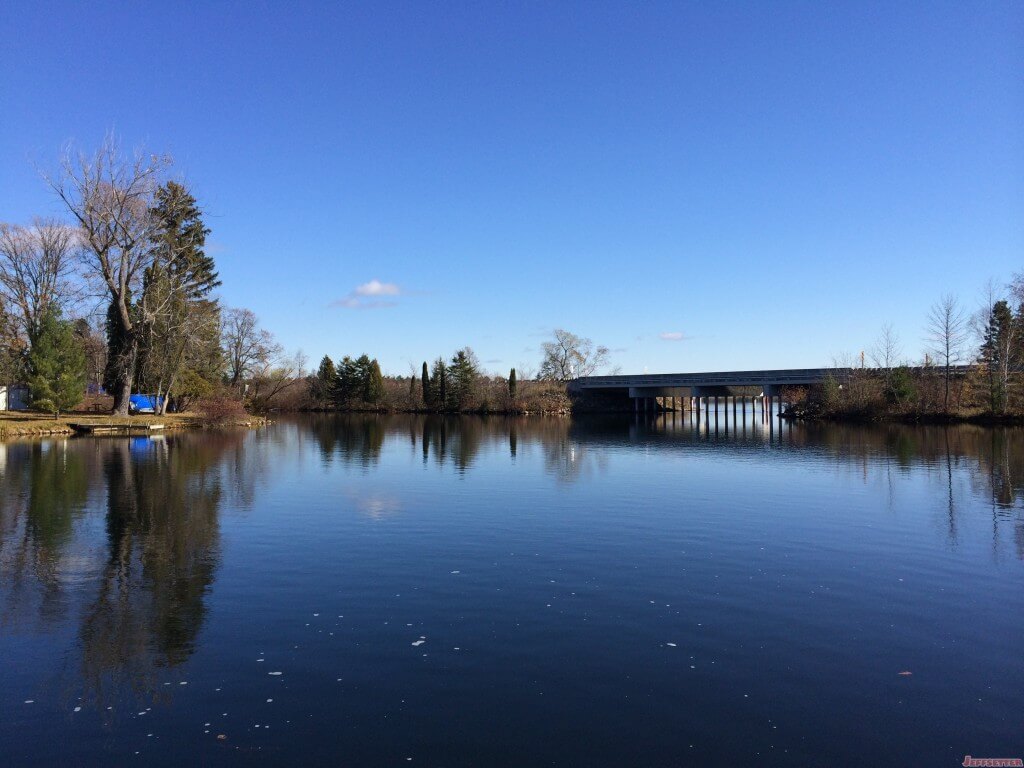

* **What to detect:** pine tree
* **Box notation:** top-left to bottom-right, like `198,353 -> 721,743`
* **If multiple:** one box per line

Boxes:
365,359 -> 385,407
148,182 -> 219,298
421,361 -> 431,409
354,354 -> 372,402
448,347 -> 480,411
26,308 -> 86,416
980,300 -> 1016,414
508,367 -> 517,400
334,356 -> 358,406
313,355 -> 336,406
136,182 -> 222,412
430,358 -> 447,412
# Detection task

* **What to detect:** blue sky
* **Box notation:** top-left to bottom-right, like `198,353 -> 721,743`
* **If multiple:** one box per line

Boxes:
2,1 -> 1021,376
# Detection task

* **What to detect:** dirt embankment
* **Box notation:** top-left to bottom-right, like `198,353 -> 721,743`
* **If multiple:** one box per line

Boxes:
0,412 -> 263,440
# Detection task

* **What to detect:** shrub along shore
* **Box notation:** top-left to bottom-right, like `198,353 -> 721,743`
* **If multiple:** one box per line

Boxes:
781,365 -> 1024,426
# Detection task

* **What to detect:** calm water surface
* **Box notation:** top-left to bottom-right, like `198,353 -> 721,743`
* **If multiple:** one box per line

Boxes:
1,413 -> 1022,766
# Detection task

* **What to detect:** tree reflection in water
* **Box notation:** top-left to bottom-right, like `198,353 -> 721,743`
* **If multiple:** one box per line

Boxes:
303,414 -> 1024,555
0,432 -> 247,706
1,416 -> 1022,714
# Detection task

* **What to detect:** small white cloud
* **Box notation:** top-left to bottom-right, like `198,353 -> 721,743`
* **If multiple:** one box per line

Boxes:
332,279 -> 403,309
355,279 -> 401,297
659,332 -> 686,341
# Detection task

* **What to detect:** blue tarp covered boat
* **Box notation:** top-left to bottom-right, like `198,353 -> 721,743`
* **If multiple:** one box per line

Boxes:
128,394 -> 164,414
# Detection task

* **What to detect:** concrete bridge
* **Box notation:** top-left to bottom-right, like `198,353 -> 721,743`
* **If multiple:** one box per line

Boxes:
572,367 -> 845,416
573,365 -> 973,416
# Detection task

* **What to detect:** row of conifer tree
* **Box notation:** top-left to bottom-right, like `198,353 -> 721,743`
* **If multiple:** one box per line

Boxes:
312,348 -> 518,411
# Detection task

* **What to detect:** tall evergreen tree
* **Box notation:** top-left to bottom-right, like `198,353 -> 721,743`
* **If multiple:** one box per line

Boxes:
334,356 -> 359,406
508,367 -> 517,400
147,181 -> 219,299
313,355 -> 336,406
430,358 -> 447,412
979,300 -> 1016,414
365,359 -> 385,407
136,182 -> 221,412
421,361 -> 431,409
354,354 -> 372,401
448,347 -> 480,411
26,307 -> 86,416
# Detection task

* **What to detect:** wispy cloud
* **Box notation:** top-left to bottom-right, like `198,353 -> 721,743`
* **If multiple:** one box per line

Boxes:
332,279 -> 402,309
355,279 -> 400,297
659,331 -> 688,341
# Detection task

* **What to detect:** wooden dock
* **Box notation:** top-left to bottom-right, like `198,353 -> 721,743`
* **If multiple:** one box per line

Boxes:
68,423 -> 166,435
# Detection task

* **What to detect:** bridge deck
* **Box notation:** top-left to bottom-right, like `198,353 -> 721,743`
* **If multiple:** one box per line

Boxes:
576,368 -> 838,390
574,365 -> 973,397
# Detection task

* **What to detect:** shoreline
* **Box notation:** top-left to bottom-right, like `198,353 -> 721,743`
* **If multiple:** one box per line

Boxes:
783,408 -> 1024,427
0,413 -> 266,441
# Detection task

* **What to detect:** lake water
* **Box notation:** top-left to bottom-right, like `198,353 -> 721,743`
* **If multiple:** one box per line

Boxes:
1,413 -> 1022,767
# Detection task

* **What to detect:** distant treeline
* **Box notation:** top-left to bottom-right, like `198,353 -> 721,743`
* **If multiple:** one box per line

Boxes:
306,348 -> 571,414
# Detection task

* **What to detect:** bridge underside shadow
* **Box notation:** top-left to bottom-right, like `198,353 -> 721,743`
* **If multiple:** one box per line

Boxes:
570,368 -> 839,417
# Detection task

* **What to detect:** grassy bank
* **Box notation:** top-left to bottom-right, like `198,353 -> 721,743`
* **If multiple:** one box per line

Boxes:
0,411 -> 264,440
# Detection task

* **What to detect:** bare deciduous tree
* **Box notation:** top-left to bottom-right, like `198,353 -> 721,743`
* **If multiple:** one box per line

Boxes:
870,323 -> 902,387
539,329 -> 610,380
516,363 -> 537,382
73,317 -> 107,395
247,350 -> 307,412
44,134 -> 171,414
0,218 -> 81,341
221,307 -> 281,388
926,294 -> 967,413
